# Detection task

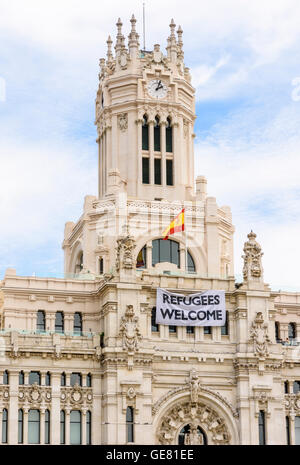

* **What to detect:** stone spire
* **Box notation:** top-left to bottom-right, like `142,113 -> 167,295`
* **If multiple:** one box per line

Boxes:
115,18 -> 125,56
128,14 -> 139,58
169,19 -> 177,63
106,35 -> 113,65
242,231 -> 264,282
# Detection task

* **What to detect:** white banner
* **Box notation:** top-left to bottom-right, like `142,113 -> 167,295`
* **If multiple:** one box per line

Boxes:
156,288 -> 226,326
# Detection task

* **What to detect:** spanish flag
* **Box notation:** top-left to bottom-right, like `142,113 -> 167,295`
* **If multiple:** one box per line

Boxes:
162,208 -> 185,240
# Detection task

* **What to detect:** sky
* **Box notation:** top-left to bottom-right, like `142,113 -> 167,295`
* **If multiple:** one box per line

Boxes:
0,0 -> 300,290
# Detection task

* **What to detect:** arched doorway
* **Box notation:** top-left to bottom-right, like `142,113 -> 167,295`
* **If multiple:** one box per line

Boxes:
178,424 -> 207,445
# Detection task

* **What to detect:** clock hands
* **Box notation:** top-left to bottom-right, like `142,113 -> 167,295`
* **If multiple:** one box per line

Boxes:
155,80 -> 163,91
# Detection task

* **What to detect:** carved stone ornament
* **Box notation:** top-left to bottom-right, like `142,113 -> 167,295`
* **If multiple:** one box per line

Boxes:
115,232 -> 136,271
250,312 -> 270,358
119,305 -> 142,354
118,113 -> 128,132
157,401 -> 231,445
189,369 -> 201,403
18,384 -> 52,406
242,231 -> 263,281
60,385 -> 93,409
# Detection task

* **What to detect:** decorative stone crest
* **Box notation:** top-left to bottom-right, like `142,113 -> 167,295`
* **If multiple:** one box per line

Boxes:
242,231 -> 263,281
115,231 -> 136,271
18,384 -> 51,407
60,384 -> 93,409
118,113 -> 128,132
119,305 -> 142,354
250,312 -> 270,358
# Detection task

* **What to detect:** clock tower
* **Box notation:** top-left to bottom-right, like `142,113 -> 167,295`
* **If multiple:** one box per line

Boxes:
96,16 -> 196,202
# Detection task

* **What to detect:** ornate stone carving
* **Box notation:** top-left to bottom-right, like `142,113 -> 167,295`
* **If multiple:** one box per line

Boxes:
18,384 -> 52,407
118,113 -> 128,132
60,385 -> 93,409
188,369 -> 201,403
252,386 -> 273,418
184,422 -> 204,445
157,401 -> 231,445
119,305 -> 142,353
250,312 -> 270,357
116,232 -> 136,271
284,393 -> 300,414
242,231 -> 263,281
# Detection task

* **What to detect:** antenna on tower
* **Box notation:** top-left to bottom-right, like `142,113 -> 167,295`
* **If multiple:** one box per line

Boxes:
142,1 -> 146,51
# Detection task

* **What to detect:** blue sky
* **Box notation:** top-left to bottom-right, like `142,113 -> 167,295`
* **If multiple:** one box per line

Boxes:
1,0 -> 300,289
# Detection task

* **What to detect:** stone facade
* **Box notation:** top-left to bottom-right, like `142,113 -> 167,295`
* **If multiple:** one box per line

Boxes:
0,15 -> 300,445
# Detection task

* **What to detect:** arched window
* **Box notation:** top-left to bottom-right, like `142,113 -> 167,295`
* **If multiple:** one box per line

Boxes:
295,416 -> 300,445
166,117 -> 172,152
28,409 -> 40,444
86,373 -> 92,387
221,311 -> 229,336
45,409 -> 50,444
286,416 -> 290,445
99,257 -> 104,275
37,310 -> 46,332
45,372 -> 51,386
60,410 -> 65,444
154,116 -> 161,152
187,252 -> 196,273
70,410 -> 81,445
19,371 -> 24,385
18,409 -> 23,444
3,370 -> 9,385
288,323 -> 296,341
151,307 -> 159,332
29,371 -> 41,385
61,372 -> 66,387
152,239 -> 180,268
2,408 -> 8,444
275,321 -> 281,343
142,115 -> 149,150
70,373 -> 82,387
178,424 -> 207,445
136,246 -> 146,269
126,407 -> 134,443
86,411 -> 92,445
74,312 -> 82,335
55,312 -> 64,334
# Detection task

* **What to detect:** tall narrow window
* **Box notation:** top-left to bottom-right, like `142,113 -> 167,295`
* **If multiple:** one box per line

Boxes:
284,381 -> 289,394
166,159 -> 173,186
204,326 -> 212,335
142,115 -> 149,150
142,157 -> 150,184
86,411 -> 92,445
275,321 -> 280,342
293,381 -> 300,394
258,410 -> 266,445
60,411 -> 65,445
126,407 -> 134,443
187,252 -> 196,273
86,374 -> 92,387
186,326 -> 194,334
29,371 -> 41,385
45,372 -> 51,386
154,116 -> 161,151
2,409 -> 8,444
3,370 -> 9,385
70,410 -> 81,445
152,239 -> 180,268
37,310 -> 46,332
166,117 -> 173,152
169,325 -> 177,334
286,416 -> 290,445
221,311 -> 229,336
19,371 -> 24,385
61,372 -> 66,387
28,409 -> 40,444
74,312 -> 82,335
151,308 -> 159,332
288,323 -> 296,341
45,410 -> 50,444
55,312 -> 64,334
295,416 -> 300,445
70,373 -> 82,387
18,409 -> 23,444
154,158 -> 161,185
99,257 -> 104,275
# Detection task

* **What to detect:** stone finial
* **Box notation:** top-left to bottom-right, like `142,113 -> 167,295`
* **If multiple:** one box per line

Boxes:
115,18 -> 125,53
242,230 -> 264,282
106,35 -> 113,64
177,25 -> 183,44
130,14 -> 137,32
168,19 -> 177,63
128,13 -> 139,56
169,18 -> 176,39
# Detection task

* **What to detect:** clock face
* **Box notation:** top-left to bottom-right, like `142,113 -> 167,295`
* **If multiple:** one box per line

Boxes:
147,79 -> 168,99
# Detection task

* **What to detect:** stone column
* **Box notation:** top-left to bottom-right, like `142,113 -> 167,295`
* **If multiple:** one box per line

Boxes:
146,242 -> 152,270
65,408 -> 71,445
92,373 -> 101,445
290,415 -> 295,445
82,409 -> 87,445
8,370 -> 18,444
50,373 -> 61,444
149,121 -> 154,185
23,408 -> 29,444
40,408 -> 45,444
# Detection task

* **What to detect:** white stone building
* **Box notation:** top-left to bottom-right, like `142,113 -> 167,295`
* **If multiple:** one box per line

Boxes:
0,15 -> 300,446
